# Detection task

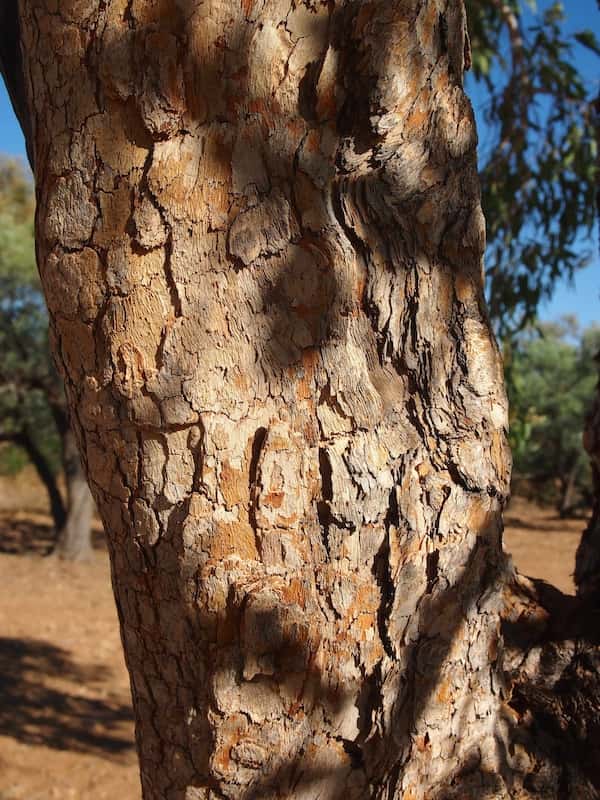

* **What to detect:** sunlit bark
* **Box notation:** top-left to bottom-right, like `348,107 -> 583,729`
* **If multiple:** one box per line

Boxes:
18,1 -> 516,797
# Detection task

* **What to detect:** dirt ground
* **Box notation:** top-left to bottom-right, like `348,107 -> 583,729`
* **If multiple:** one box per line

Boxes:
0,472 -> 587,800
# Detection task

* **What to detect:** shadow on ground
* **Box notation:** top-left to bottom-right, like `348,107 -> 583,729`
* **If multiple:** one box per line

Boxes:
503,511 -> 585,534
0,512 -> 106,556
0,636 -> 134,758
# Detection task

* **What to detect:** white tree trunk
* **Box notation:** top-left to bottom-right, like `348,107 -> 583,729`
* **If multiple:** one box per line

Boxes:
18,1 -> 514,797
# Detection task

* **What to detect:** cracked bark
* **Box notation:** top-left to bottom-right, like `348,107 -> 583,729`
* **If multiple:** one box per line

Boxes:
17,1 -> 521,797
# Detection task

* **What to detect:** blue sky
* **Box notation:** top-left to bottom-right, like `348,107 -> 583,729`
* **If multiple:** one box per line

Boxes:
0,1 -> 598,327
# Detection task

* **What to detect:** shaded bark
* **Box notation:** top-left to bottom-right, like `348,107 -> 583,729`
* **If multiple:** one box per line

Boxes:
501,574 -> 600,799
18,1 -> 517,798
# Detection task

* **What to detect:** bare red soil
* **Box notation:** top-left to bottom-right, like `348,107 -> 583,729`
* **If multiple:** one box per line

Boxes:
0,473 -> 586,799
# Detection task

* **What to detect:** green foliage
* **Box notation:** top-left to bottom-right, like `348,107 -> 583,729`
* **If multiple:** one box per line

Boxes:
507,318 -> 600,509
0,443 -> 29,476
465,1 -> 599,335
0,157 -> 61,475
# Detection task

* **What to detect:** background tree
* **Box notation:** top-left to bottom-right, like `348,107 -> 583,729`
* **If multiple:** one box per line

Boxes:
0,158 -> 94,560
507,317 -> 600,514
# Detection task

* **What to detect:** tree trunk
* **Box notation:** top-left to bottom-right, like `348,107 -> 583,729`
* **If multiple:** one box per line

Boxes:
3,427 -> 66,533
575,377 -> 600,602
559,460 -> 579,519
53,425 -> 95,561
19,1 -> 516,797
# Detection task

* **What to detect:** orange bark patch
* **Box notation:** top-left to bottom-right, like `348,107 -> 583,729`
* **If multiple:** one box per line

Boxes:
280,577 -> 306,608
220,461 -> 248,508
302,348 -> 320,373
306,130 -> 321,154
268,434 -> 291,452
355,273 -> 366,304
286,118 -> 306,138
416,460 -> 432,479
297,374 -> 312,402
211,519 -> 259,561
491,430 -> 507,478
316,85 -> 336,119
356,612 -> 375,633
435,69 -> 450,93
297,349 -> 319,401
276,513 -> 300,528
241,0 -> 254,16
420,0 -> 439,51
248,100 -> 267,116
263,491 -> 284,509
467,500 -> 494,537
436,679 -> 452,704
234,372 -> 250,391
405,107 -> 428,131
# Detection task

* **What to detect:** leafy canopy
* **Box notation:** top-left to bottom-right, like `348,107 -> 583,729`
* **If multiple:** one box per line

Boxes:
0,158 -> 60,474
466,0 -> 598,335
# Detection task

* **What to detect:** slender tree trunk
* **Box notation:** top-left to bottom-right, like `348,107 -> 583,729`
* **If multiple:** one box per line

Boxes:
559,461 -> 579,518
7,427 -> 66,533
19,1 -> 517,797
576,381 -> 600,601
53,426 -> 95,561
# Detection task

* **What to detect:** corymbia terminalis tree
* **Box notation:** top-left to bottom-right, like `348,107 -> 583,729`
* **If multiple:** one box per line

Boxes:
2,1 -> 599,798
0,159 -> 95,559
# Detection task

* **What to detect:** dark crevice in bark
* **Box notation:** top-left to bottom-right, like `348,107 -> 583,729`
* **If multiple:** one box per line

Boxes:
426,549 -> 440,595
317,447 -> 334,553
318,448 -> 333,502
298,60 -> 323,124
248,425 -> 268,534
340,737 -> 364,770
163,230 -> 183,318
373,488 -> 399,661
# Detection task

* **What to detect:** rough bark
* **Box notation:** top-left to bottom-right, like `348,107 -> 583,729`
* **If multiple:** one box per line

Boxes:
18,1 -> 516,797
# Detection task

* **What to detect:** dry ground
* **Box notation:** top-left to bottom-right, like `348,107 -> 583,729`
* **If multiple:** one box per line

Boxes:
0,472 -> 587,799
